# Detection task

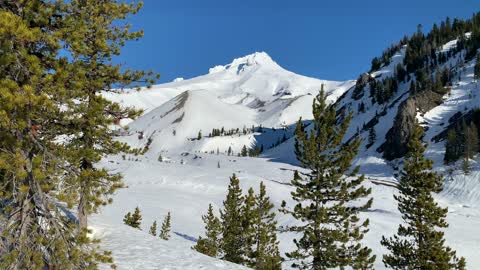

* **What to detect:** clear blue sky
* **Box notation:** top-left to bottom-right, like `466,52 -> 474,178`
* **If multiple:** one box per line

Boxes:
119,0 -> 480,83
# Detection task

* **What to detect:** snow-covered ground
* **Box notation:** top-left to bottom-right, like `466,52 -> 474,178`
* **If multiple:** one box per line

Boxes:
93,152 -> 480,269
94,51 -> 480,269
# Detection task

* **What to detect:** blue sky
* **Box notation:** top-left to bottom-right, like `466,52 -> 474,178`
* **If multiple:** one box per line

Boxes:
119,0 -> 480,83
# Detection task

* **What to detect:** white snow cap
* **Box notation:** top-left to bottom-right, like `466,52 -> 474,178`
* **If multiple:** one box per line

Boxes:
209,52 -> 278,74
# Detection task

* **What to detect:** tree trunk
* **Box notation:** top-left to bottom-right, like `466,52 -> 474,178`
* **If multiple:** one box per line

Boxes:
78,186 -> 87,231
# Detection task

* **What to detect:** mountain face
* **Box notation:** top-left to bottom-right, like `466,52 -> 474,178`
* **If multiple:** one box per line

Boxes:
108,52 -> 354,154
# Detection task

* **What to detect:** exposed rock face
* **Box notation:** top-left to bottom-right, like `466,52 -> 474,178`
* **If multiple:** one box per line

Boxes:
380,89 -> 444,160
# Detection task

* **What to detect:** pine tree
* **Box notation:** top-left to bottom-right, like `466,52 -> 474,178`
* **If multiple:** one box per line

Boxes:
194,204 -> 222,257
149,221 -> 158,236
381,123 -> 466,270
252,182 -> 282,270
158,154 -> 163,162
444,129 -> 459,164
220,174 -> 245,264
124,207 -> 142,229
241,145 -> 248,157
367,126 -> 376,148
0,2 -> 114,268
463,123 -> 479,174
464,124 -> 479,159
280,87 -> 375,269
60,0 -> 157,233
198,131 -> 202,140
243,188 -> 258,265
160,212 -> 172,240
475,53 -> 480,82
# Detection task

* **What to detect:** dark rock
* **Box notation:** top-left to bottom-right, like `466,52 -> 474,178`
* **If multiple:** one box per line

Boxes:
380,89 -> 444,160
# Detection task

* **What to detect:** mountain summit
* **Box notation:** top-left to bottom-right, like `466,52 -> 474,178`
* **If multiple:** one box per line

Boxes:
208,52 -> 279,74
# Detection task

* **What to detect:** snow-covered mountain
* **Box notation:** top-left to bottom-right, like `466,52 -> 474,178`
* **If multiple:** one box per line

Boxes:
95,48 -> 480,269
108,52 -> 354,154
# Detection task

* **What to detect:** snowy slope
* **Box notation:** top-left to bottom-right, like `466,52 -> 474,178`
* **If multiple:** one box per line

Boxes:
93,152 -> 480,269
92,46 -> 480,269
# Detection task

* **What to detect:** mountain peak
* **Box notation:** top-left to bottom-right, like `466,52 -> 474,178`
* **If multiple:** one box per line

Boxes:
208,52 -> 279,74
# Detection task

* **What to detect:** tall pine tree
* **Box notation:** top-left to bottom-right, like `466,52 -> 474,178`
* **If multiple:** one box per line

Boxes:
0,2 -> 112,268
381,123 -> 466,269
60,0 -> 157,231
281,87 -> 375,270
220,174 -> 245,264
251,182 -> 282,270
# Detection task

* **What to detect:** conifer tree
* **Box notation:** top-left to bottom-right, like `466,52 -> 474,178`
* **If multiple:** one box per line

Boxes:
0,2 -> 113,268
475,53 -> 480,82
194,204 -> 222,257
252,182 -> 282,270
160,212 -> 172,240
444,129 -> 459,164
463,123 -> 479,174
124,207 -> 142,229
367,126 -> 376,148
198,131 -> 202,140
149,221 -> 158,236
381,123 -> 466,269
220,174 -> 245,264
241,145 -> 248,157
243,188 -> 257,265
464,124 -> 479,160
280,87 -> 375,269
60,0 -> 157,232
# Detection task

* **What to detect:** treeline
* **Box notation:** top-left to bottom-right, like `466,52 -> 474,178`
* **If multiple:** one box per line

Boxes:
356,13 -> 480,107
207,125 -> 265,138
371,14 -> 480,74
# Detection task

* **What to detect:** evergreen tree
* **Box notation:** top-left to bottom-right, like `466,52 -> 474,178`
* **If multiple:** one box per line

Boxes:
160,212 -> 172,240
381,123 -> 466,270
367,126 -> 376,148
463,123 -> 479,174
280,87 -> 375,270
220,174 -> 245,264
149,221 -> 158,236
464,123 -> 479,159
158,154 -> 163,162
444,129 -> 459,164
194,204 -> 222,257
252,182 -> 282,270
0,2 -> 114,268
475,53 -> 480,82
243,188 -> 258,265
241,145 -> 248,157
124,207 -> 142,229
198,131 -> 202,140
61,0 -> 156,232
